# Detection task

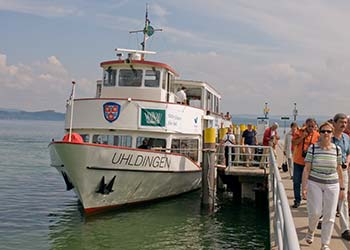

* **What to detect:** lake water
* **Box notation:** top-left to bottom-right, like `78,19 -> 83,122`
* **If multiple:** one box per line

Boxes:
0,120 -> 269,250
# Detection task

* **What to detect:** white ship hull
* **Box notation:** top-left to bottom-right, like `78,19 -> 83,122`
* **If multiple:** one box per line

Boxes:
50,142 -> 202,214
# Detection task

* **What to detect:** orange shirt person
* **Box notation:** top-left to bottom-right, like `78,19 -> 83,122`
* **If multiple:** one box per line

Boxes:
291,118 -> 319,208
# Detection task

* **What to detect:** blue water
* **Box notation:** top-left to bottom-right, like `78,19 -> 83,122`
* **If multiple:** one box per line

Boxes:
0,120 -> 269,250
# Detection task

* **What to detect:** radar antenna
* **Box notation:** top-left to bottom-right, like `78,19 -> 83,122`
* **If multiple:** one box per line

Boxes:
129,3 -> 162,58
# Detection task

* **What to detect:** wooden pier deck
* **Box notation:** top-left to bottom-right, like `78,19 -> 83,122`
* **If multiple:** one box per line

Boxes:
275,146 -> 350,249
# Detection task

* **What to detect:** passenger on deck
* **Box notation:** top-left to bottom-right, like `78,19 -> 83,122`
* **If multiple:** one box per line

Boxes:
241,123 -> 258,167
284,122 -> 298,178
292,118 -> 319,209
175,87 -> 187,104
138,139 -> 149,149
224,112 -> 232,120
221,127 -> 236,167
302,121 -> 344,250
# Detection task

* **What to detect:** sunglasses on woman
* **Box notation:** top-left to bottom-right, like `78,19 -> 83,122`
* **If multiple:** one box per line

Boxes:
320,130 -> 332,134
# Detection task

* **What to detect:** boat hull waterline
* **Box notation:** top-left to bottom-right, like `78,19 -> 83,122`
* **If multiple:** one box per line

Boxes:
49,142 -> 202,213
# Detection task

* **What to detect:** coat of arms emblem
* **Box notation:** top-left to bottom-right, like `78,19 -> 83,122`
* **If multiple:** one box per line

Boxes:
103,102 -> 121,123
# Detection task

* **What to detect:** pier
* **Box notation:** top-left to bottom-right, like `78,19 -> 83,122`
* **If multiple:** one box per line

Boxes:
212,143 -> 349,249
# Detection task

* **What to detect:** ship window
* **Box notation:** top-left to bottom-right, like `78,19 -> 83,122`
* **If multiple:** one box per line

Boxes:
187,88 -> 202,108
92,135 -> 132,147
103,67 -> 116,86
169,74 -> 175,93
162,72 -> 167,89
171,139 -> 198,161
144,70 -> 160,87
136,137 -> 166,150
80,134 -> 90,143
119,69 -> 142,87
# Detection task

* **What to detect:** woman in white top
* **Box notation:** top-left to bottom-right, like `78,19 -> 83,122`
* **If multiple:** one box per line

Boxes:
284,122 -> 298,178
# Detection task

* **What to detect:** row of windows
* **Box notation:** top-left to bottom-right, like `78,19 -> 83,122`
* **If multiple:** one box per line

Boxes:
206,90 -> 219,113
80,134 -> 199,161
104,68 -> 161,88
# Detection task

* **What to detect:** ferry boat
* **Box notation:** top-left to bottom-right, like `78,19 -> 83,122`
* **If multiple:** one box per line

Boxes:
49,10 -> 231,214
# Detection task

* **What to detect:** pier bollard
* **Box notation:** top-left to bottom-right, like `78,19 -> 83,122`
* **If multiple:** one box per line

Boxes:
202,128 -> 216,211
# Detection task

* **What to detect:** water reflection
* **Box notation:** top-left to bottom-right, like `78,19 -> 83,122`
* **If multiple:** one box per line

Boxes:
48,191 -> 269,250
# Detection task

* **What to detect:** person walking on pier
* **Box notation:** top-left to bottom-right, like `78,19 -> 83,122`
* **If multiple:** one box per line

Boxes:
260,122 -> 279,168
284,122 -> 298,178
241,123 -> 258,166
332,113 -> 350,241
302,121 -> 345,250
222,127 -> 236,166
292,118 -> 319,208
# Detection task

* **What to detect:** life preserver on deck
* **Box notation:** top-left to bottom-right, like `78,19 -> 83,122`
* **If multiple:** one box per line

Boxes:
62,133 -> 84,143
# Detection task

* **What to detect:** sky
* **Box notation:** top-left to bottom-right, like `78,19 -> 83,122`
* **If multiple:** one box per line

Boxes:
1,0 -> 350,117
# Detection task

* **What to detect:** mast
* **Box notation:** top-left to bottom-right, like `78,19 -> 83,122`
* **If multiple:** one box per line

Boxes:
129,4 -> 162,59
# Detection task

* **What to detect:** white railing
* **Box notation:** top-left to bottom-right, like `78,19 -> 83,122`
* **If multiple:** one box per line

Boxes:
269,147 -> 300,250
217,144 -> 270,167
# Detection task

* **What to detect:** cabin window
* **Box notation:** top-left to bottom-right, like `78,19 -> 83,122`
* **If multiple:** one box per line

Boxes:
171,139 -> 199,161
169,74 -> 175,93
206,91 -> 210,110
92,135 -> 132,147
187,88 -> 202,108
80,134 -> 90,143
214,96 -> 219,113
119,69 -> 142,87
114,135 -> 132,147
144,70 -> 160,88
103,67 -> 117,86
162,72 -> 167,90
136,137 -> 166,150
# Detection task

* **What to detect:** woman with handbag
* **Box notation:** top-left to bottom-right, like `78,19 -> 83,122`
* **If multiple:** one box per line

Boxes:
302,121 -> 345,250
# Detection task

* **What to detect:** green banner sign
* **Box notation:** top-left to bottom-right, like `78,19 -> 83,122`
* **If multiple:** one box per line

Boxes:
141,108 -> 166,127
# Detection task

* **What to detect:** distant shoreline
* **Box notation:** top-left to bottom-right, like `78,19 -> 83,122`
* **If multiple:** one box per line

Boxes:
0,110 -> 65,121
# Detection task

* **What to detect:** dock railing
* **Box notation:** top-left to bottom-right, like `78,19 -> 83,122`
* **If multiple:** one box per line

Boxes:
217,144 -> 300,249
269,147 -> 300,250
217,144 -> 270,167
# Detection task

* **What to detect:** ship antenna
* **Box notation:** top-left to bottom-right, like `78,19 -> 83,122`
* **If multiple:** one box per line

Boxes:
129,3 -> 162,59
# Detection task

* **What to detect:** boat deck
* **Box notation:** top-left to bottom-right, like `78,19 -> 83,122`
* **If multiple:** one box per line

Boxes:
276,147 -> 350,249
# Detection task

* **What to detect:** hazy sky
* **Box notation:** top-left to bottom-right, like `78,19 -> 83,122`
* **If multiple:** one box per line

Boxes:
1,0 -> 350,117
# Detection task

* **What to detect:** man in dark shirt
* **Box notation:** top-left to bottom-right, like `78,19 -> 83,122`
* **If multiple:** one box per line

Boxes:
241,123 -> 258,166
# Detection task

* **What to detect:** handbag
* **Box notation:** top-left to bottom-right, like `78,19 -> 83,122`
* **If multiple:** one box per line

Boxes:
282,162 -> 288,172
